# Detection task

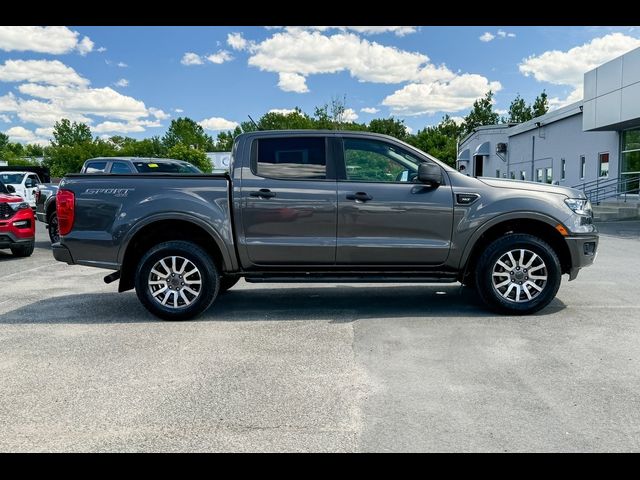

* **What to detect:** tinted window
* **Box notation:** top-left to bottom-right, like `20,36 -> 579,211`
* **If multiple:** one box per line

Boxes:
133,162 -> 201,173
344,138 -> 419,183
255,137 -> 326,179
0,181 -> 8,194
85,161 -> 108,173
110,161 -> 132,173
0,173 -> 25,184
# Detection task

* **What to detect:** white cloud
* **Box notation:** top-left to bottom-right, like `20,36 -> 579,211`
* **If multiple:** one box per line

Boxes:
479,32 -> 495,42
278,72 -> 309,93
206,50 -> 233,64
360,107 -> 379,114
519,33 -> 640,107
97,47 -> 107,53
114,78 -> 129,87
181,52 -> 204,66
117,62 -> 127,68
520,32 -> 640,87
382,74 -> 503,115
93,121 -> 145,134
149,107 -> 169,120
199,117 -> 239,131
0,26 -> 94,55
0,114 -> 10,122
0,93 -> 18,112
5,126 -> 49,146
269,108 -> 297,115
340,107 -> 358,122
77,36 -> 94,56
405,126 -> 413,134
174,108 -> 184,113
497,30 -> 507,38
0,59 -> 89,86
227,32 -> 249,51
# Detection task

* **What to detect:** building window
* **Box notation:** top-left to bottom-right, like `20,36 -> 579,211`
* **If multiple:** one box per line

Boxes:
580,155 -> 586,179
520,171 -> 526,181
496,169 -> 501,178
598,152 -> 609,178
561,158 -> 566,180
546,167 -> 553,184
510,171 -> 515,179
536,168 -> 543,182
621,129 -> 640,194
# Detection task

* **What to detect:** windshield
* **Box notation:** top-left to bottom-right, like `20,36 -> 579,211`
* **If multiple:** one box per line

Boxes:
0,181 -> 8,194
133,162 -> 201,173
0,173 -> 25,184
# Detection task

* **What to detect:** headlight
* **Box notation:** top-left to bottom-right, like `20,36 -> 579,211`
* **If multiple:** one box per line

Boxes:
7,202 -> 29,211
564,198 -> 592,216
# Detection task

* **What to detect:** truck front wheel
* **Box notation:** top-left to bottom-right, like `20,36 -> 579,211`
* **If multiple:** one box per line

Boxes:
474,234 -> 561,315
135,240 -> 219,321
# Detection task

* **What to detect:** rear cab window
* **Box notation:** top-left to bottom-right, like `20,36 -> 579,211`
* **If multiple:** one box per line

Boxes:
252,137 -> 327,180
133,162 -> 201,173
84,161 -> 108,173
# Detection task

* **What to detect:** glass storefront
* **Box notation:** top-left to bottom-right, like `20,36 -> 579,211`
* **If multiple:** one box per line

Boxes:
621,129 -> 640,194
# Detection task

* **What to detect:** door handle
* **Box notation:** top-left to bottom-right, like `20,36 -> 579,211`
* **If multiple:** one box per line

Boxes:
249,189 -> 276,199
346,192 -> 373,202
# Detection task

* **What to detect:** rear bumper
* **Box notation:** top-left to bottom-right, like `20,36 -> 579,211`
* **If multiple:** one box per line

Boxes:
52,242 -> 74,265
565,234 -> 599,280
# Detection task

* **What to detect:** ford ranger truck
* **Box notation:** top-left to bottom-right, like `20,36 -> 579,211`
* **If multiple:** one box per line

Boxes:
51,131 -> 598,320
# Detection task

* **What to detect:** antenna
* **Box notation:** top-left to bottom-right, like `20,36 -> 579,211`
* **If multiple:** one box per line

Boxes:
247,115 -> 260,130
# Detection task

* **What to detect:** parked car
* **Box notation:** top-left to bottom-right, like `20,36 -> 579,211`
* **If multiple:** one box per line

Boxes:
36,158 -> 203,243
52,131 -> 598,320
0,180 -> 35,257
0,171 -> 42,208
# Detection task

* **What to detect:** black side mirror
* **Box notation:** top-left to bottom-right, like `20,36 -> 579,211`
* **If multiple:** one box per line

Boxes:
417,163 -> 443,187
6,184 -> 15,193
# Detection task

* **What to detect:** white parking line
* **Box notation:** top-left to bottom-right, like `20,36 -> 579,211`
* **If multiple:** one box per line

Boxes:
2,262 -> 59,279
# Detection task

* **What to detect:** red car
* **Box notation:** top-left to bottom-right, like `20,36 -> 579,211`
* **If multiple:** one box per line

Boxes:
0,180 -> 35,257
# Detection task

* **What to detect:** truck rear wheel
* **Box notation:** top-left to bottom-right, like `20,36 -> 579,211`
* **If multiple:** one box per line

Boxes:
474,234 -> 561,315
135,240 -> 219,321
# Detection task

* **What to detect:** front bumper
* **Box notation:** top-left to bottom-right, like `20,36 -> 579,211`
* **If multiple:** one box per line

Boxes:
565,234 -> 599,280
0,208 -> 35,249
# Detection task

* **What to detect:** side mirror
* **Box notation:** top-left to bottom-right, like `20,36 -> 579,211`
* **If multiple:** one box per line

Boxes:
6,184 -> 15,193
417,163 -> 443,187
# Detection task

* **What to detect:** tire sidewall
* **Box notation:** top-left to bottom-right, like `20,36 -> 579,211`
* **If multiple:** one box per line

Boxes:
135,241 -> 219,321
48,213 -> 59,244
476,234 -> 561,315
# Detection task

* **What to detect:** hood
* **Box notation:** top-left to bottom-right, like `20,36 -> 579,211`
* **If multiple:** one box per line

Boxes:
0,193 -> 24,203
478,177 -> 585,198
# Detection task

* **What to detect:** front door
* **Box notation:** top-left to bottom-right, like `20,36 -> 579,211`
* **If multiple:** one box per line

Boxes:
336,137 -> 454,266
474,155 -> 484,177
240,135 -> 337,266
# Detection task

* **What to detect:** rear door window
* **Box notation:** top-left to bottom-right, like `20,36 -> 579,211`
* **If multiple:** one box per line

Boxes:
253,137 -> 327,180
85,161 -> 108,173
110,161 -> 133,173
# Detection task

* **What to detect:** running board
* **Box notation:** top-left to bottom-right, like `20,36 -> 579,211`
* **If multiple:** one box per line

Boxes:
244,275 -> 458,284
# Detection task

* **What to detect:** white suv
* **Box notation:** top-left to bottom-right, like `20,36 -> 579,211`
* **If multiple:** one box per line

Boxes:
0,171 -> 41,208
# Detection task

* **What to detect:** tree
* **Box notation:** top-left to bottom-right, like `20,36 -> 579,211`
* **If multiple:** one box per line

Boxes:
162,117 -> 214,151
507,94 -> 533,123
368,117 -> 409,141
166,143 -> 211,172
407,115 -> 463,167
52,119 -> 92,147
461,91 -> 500,137
532,91 -> 549,118
0,132 -> 9,151
258,108 -> 315,130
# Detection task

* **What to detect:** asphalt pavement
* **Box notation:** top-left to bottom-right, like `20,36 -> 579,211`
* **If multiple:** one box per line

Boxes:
1,220 -> 640,452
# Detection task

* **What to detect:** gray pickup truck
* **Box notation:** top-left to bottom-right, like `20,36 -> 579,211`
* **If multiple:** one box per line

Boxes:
52,130 -> 598,320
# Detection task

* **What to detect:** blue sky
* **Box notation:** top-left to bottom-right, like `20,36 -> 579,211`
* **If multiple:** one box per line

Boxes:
1,26 -> 639,145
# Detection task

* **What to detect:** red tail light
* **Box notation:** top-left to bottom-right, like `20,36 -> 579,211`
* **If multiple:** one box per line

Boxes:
56,189 -> 75,236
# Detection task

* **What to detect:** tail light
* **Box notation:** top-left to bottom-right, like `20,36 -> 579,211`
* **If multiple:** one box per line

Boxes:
56,189 -> 75,236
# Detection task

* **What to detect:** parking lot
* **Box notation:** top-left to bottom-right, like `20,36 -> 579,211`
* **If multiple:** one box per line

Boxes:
1,220 -> 640,452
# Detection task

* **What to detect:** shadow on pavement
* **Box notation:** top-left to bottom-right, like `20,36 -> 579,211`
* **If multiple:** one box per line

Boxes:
0,284 -> 566,324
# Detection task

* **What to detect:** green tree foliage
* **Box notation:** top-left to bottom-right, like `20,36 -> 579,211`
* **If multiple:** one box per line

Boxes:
406,115 -> 463,167
368,117 -> 409,140
51,119 -> 92,147
0,132 -> 9,151
162,117 -> 214,151
258,108 -> 315,130
166,143 -> 211,172
507,94 -> 533,123
461,91 -> 499,137
532,91 -> 549,118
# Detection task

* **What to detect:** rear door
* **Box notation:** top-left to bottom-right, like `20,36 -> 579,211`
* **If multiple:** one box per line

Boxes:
239,135 -> 338,266
336,136 -> 454,265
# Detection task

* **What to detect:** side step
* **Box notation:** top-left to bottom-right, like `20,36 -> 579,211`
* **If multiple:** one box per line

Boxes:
244,275 -> 458,284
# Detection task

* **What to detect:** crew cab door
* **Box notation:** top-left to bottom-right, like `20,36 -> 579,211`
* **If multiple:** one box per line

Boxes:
336,137 -> 453,265
239,135 -> 337,266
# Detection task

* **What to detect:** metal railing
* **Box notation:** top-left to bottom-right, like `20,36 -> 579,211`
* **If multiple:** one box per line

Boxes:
572,175 -> 640,205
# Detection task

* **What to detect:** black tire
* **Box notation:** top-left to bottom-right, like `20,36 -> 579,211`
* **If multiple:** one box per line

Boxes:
48,212 -> 60,244
11,243 -> 34,257
134,240 -> 219,321
219,276 -> 240,293
474,233 -> 561,315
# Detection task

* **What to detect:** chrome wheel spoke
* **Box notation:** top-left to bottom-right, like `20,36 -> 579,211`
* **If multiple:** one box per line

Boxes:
492,248 -> 547,304
148,256 -> 202,310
